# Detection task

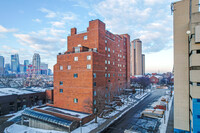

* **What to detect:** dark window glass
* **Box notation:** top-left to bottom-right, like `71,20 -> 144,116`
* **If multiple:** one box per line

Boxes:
197,82 -> 200,86
60,81 -> 63,85
93,82 -> 96,87
60,89 -> 63,93
197,50 -> 200,54
74,73 -> 78,78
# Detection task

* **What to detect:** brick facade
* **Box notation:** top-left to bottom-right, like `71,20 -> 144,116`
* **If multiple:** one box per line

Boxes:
54,19 -> 130,114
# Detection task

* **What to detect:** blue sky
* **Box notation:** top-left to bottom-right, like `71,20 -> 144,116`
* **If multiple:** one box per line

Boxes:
0,0 -> 177,73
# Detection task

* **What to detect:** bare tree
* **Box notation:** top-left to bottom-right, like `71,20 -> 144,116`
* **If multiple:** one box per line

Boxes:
84,89 -> 105,123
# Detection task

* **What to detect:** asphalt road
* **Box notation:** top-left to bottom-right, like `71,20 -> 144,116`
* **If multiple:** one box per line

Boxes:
102,89 -> 167,133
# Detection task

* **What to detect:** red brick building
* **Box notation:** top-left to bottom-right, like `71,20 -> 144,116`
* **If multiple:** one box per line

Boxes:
53,19 -> 130,114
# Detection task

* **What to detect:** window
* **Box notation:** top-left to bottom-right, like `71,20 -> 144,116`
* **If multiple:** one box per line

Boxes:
105,94 -> 107,98
93,100 -> 96,105
108,61 -> 110,64
124,42 -> 125,45
105,60 -> 107,64
93,73 -> 96,78
105,67 -> 107,70
108,48 -> 110,52
197,115 -> 200,119
60,66 -> 63,70
197,50 -> 200,54
93,91 -> 96,96
93,108 -> 97,113
120,50 -> 122,52
93,82 -> 96,87
113,50 -> 115,53
84,35 -> 88,40
87,64 -> 91,69
118,59 -> 120,61
108,73 -> 110,77
105,40 -> 107,43
87,55 -> 91,60
197,82 -> 200,86
113,74 -> 115,77
75,47 -> 80,53
74,57 -> 78,61
74,73 -> 78,78
118,44 -> 120,47
123,56 -> 125,58
197,99 -> 200,102
105,47 -> 107,51
105,74 -> 107,77
113,62 -> 115,65
60,89 -> 63,93
106,87 -> 108,90
68,65 -> 71,70
108,54 -> 110,57
108,80 -> 110,82
74,98 -> 78,103
60,81 -> 63,85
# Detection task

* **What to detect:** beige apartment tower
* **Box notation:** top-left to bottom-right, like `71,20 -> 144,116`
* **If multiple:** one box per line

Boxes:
130,39 -> 145,76
173,0 -> 200,132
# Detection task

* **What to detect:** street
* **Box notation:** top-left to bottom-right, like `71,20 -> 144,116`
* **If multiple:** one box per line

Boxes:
102,89 -> 167,133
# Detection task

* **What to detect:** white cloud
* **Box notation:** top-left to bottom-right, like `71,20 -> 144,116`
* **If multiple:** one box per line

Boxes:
40,8 -> 56,18
32,18 -> 41,23
95,0 -> 172,53
0,25 -> 17,32
50,21 -> 65,28
144,0 -> 165,5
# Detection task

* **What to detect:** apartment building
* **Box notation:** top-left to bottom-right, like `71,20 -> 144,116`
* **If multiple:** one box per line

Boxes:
53,19 -> 130,114
173,0 -> 200,132
130,39 -> 145,76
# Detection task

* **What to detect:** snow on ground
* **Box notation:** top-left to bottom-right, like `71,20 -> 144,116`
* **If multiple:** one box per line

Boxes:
72,118 -> 106,133
5,124 -> 65,133
159,94 -> 174,133
4,91 -> 151,133
135,92 -> 147,99
6,106 -> 39,121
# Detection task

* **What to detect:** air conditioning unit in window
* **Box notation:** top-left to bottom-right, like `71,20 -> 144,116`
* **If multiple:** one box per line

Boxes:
195,25 -> 200,43
93,48 -> 97,52
78,44 -> 82,47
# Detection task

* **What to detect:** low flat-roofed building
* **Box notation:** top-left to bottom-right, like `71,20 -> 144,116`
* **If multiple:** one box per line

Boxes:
0,87 -> 52,115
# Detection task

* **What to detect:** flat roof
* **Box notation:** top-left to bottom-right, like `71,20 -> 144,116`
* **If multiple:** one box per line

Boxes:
0,87 -> 50,97
39,106 -> 90,119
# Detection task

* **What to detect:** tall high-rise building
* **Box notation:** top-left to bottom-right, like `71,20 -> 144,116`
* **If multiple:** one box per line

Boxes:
142,54 -> 145,75
0,56 -> 4,75
53,19 -> 130,113
173,0 -> 200,132
11,54 -> 19,73
19,64 -> 24,74
130,39 -> 145,76
40,62 -> 48,75
24,60 -> 29,73
5,63 -> 10,72
32,53 -> 41,75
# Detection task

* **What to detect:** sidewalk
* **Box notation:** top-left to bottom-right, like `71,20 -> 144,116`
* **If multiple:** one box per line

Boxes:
90,93 -> 150,133
166,99 -> 174,133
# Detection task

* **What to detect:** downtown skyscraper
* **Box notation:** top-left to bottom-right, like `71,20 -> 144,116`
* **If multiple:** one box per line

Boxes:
0,56 -> 4,75
11,54 -> 19,73
32,53 -> 41,75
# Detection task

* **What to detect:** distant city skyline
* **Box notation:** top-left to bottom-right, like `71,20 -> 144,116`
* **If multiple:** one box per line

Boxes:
0,0 -> 179,73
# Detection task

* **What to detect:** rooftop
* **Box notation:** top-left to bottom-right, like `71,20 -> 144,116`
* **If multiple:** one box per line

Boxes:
22,109 -> 72,127
0,87 -> 50,97
38,106 -> 90,119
